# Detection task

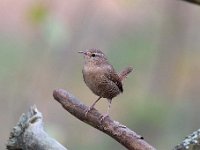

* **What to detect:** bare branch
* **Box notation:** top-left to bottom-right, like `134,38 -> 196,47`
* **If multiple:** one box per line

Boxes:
53,88 -> 156,150
7,105 -> 67,150
181,0 -> 200,5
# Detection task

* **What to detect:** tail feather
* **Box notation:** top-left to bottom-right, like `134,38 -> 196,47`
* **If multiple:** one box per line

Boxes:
118,67 -> 133,81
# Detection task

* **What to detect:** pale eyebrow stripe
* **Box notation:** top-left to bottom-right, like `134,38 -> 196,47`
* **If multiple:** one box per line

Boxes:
95,53 -> 103,57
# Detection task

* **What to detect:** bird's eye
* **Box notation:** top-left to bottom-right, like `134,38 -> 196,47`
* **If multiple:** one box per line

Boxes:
91,53 -> 96,57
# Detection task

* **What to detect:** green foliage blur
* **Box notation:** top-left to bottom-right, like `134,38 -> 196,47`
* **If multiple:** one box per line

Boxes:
1,1 -> 200,149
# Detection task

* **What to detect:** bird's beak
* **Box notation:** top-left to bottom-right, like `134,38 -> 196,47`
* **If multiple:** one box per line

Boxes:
78,51 -> 87,55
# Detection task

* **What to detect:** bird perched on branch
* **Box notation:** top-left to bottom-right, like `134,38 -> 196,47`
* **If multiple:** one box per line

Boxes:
78,48 -> 133,120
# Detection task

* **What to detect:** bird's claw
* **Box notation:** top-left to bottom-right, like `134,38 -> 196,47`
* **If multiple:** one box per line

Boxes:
99,113 -> 109,122
84,106 -> 93,117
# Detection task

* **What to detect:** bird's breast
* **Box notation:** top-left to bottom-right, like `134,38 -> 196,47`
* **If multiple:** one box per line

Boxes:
82,65 -> 121,99
82,66 -> 104,89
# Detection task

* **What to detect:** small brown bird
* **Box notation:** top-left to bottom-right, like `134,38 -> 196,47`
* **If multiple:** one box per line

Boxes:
78,48 -> 133,120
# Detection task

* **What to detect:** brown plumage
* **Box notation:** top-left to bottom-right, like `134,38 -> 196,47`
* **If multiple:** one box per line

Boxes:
78,48 -> 133,120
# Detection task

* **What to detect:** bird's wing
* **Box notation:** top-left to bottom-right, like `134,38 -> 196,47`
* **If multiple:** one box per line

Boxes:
104,65 -> 123,93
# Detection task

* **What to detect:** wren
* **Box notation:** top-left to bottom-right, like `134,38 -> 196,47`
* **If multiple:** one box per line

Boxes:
78,48 -> 133,120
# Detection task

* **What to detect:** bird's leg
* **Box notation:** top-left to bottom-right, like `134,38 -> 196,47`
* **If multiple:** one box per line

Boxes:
100,99 -> 112,122
85,96 -> 102,117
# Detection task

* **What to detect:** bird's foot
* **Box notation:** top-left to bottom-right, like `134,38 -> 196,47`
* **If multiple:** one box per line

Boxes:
99,113 -> 109,122
113,121 -> 127,128
118,124 -> 126,128
84,106 -> 93,117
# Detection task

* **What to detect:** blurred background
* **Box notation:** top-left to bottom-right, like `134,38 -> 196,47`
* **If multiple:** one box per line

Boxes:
1,0 -> 200,149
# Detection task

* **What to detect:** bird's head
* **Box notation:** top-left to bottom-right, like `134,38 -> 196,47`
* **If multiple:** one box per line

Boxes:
78,48 -> 108,65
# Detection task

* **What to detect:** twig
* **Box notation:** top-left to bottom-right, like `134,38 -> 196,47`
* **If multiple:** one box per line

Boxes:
7,105 -> 67,150
181,0 -> 200,5
53,88 -> 156,150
